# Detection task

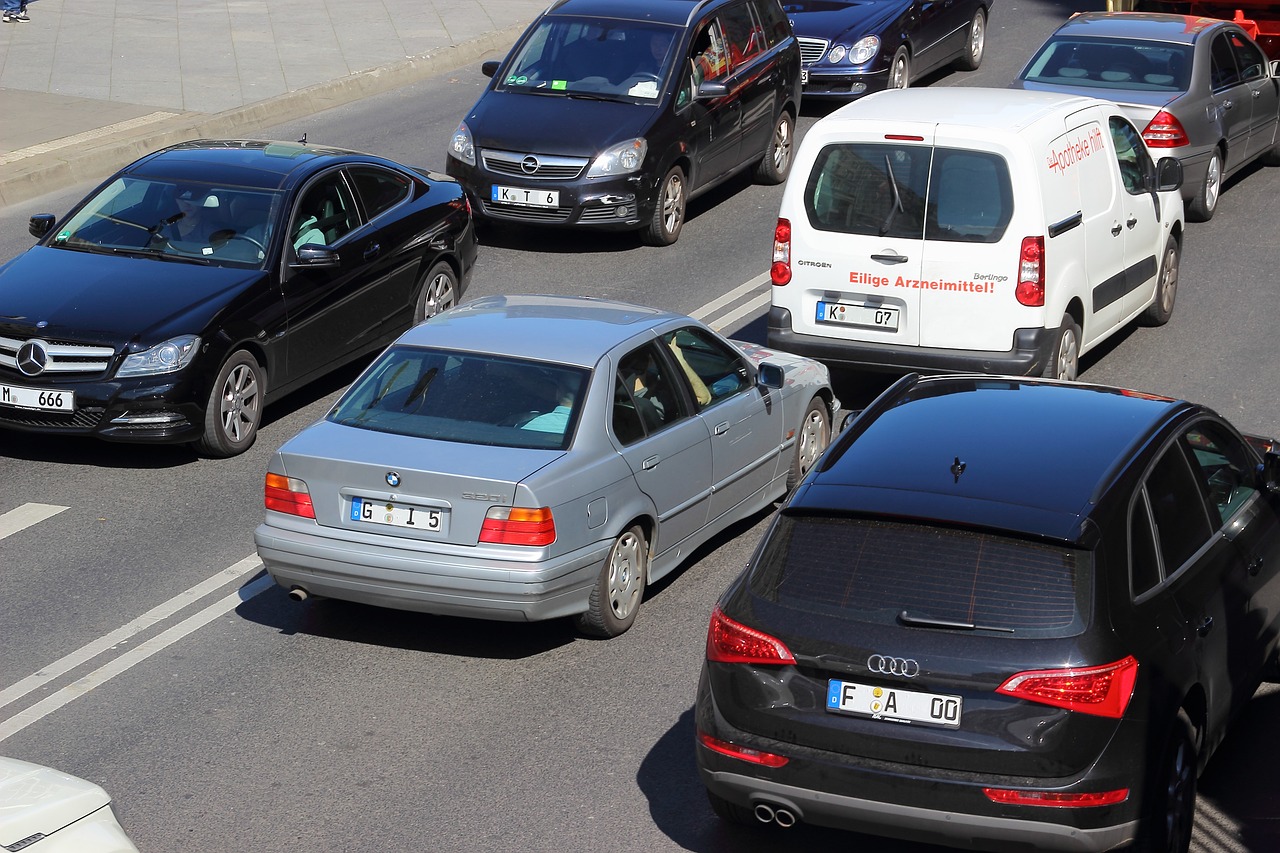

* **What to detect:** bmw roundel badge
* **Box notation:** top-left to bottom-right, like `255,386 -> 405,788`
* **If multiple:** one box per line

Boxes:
385,472 -> 401,488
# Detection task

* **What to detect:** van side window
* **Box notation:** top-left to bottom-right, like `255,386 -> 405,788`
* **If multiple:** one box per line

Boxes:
1108,117 -> 1152,195
925,150 -> 1013,243
803,143 -> 929,239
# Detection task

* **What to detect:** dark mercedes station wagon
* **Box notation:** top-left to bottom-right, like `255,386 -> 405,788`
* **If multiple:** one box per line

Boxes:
695,375 -> 1280,853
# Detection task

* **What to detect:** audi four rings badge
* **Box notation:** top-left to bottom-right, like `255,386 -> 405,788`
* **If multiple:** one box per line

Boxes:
867,654 -> 920,678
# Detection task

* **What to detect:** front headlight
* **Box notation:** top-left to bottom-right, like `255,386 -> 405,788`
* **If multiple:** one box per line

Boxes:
116,335 -> 201,378
849,35 -> 880,65
586,138 -> 648,178
448,120 -> 476,166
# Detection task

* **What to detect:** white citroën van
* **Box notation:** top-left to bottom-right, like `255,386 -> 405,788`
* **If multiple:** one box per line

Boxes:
767,88 -> 1185,380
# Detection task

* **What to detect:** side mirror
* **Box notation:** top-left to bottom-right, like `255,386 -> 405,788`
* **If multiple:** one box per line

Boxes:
1271,58 -> 1280,78
696,80 -> 729,99
757,361 -> 784,390
28,214 -> 55,239
481,60 -> 501,79
291,245 -> 339,269
1262,450 -> 1280,495
1154,156 -> 1183,193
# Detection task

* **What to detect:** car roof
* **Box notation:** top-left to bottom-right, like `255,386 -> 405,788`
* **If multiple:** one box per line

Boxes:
397,294 -> 686,367
822,87 -> 1103,134
124,139 -> 371,190
546,0 -> 715,27
797,376 -> 1192,543
1049,11 -> 1229,44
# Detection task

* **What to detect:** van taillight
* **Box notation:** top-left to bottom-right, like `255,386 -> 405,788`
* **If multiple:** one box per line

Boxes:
1016,236 -> 1045,307
996,656 -> 1139,718
771,218 -> 792,285
706,605 -> 796,664
1142,111 -> 1189,148
264,472 -> 315,519
478,506 -> 556,546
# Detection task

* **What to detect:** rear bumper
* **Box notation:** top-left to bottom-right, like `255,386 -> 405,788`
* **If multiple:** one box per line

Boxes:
254,520 -> 611,622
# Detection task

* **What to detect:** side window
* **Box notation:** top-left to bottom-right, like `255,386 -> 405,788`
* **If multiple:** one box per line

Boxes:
926,149 -> 1014,243
290,172 -> 360,250
1227,31 -> 1266,81
804,143 -> 930,238
1179,421 -> 1259,526
349,166 -> 411,221
719,2 -> 764,67
1210,33 -> 1242,89
1130,491 -> 1162,597
752,0 -> 791,48
662,327 -> 750,408
1144,441 -> 1215,576
613,344 -> 685,442
691,20 -> 730,85
1109,116 -> 1152,195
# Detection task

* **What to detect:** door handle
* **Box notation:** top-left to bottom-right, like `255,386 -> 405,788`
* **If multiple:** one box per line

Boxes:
363,243 -> 381,260
642,455 -> 660,470
1221,99 -> 1234,111
1126,216 -> 1138,229
1195,616 -> 1214,637
1111,223 -> 1123,236
870,251 -> 909,264
714,421 -> 730,435
1248,555 -> 1264,577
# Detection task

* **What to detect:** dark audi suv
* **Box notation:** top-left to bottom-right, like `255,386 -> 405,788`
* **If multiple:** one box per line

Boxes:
445,0 -> 802,245
695,374 -> 1280,853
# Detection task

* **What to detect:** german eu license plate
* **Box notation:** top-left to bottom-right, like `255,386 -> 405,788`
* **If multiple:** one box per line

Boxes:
492,185 -> 559,208
350,496 -> 445,533
826,679 -> 962,728
816,301 -> 900,331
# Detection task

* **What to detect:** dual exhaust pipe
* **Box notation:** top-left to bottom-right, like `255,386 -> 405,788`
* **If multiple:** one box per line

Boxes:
754,801 -> 797,828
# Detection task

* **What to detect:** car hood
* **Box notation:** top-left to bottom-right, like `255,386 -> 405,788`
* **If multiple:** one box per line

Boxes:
0,756 -> 111,848
787,0 -> 901,43
0,246 -> 268,345
466,90 -> 660,157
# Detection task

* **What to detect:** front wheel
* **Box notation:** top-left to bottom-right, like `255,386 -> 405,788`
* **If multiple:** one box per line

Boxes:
957,7 -> 986,71
1043,315 -> 1081,381
414,260 -> 459,323
1132,711 -> 1197,853
1187,150 -> 1221,222
576,525 -> 648,638
754,111 -> 794,185
195,350 -> 264,457
889,47 -> 911,89
641,166 -> 686,246
1142,236 -> 1179,325
787,397 -> 829,491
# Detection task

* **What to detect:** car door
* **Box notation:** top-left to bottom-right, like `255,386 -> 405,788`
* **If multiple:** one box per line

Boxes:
1107,116 -> 1164,321
1208,31 -> 1254,172
682,17 -> 742,186
718,0 -> 776,168
1224,29 -> 1280,163
662,326 -> 782,524
345,165 -> 424,337
610,341 -> 712,557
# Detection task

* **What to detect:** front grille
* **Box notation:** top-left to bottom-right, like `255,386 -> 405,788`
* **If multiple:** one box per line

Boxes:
0,405 -> 104,430
481,149 -> 587,181
798,37 -> 829,65
0,334 -> 115,378
479,200 -> 574,223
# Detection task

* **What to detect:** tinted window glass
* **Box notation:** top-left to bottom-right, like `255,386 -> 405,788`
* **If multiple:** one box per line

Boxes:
1110,116 -> 1152,195
349,166 -> 410,220
1227,31 -> 1266,81
719,2 -> 764,66
691,20 -> 730,85
329,346 -> 588,450
1211,33 -> 1242,89
1020,38 -> 1192,92
805,143 -> 930,239
748,516 -> 1091,637
1144,442 -> 1214,574
1130,491 -> 1161,596
926,149 -> 1013,243
614,343 -> 686,439
291,172 -> 360,249
500,17 -> 674,101
753,0 -> 790,48
1180,421 -> 1259,526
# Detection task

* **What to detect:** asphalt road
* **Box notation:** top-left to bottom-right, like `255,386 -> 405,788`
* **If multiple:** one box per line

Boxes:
1,1 -> 1279,851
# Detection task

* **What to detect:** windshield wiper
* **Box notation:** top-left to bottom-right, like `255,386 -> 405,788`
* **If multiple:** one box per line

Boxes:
898,610 -> 1014,634
402,366 -> 439,408
879,154 -> 905,237
566,91 -> 628,103
107,246 -> 211,265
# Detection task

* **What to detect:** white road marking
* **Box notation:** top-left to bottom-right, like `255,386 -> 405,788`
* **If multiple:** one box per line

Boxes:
0,503 -> 69,541
691,272 -> 769,321
709,294 -> 771,334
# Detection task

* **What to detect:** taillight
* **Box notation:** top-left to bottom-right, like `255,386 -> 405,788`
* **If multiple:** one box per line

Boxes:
1142,110 -> 1189,148
983,787 -> 1129,808
264,472 -> 315,519
771,218 -> 792,285
706,605 -> 796,664
698,731 -> 789,767
1015,236 -> 1045,307
996,655 -> 1138,719
478,506 -> 556,546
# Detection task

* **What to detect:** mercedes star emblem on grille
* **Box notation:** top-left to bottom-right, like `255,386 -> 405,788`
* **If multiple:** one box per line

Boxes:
16,339 -> 51,377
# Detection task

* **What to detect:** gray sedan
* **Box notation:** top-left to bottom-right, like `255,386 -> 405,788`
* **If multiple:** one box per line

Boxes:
254,294 -> 839,637
1013,12 -> 1280,221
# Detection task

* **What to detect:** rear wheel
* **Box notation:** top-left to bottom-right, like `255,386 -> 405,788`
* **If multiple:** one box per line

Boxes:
957,7 -> 986,71
414,260 -> 459,323
1042,315 -> 1081,381
754,111 -> 794,185
1133,711 -> 1197,853
196,350 -> 263,457
1142,235 -> 1179,325
576,525 -> 647,638
1187,149 -> 1221,222
641,166 -> 686,246
889,47 -> 910,89
787,397 -> 829,491
707,790 -> 756,826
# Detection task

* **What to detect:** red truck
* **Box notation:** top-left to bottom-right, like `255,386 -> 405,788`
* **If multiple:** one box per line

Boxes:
1112,0 -> 1280,56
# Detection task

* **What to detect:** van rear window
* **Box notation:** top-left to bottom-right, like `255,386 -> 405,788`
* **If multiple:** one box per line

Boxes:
805,144 -> 1013,243
748,515 -> 1090,637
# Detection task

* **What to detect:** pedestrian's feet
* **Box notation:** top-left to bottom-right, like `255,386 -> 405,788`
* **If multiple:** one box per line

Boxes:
2,11 -> 12,22
14,8 -> 28,20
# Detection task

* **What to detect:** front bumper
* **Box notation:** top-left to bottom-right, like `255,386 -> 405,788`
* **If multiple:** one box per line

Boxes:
801,66 -> 891,99
0,372 -> 205,443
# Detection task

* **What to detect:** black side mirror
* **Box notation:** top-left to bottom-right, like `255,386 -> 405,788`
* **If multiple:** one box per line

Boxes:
1154,157 -> 1183,193
291,245 -> 339,269
481,60 -> 501,79
697,81 -> 729,99
28,214 -> 56,239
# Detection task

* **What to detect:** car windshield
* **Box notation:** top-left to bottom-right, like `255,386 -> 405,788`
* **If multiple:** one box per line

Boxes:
328,345 -> 591,451
497,17 -> 678,102
50,176 -> 283,269
1021,37 -> 1193,93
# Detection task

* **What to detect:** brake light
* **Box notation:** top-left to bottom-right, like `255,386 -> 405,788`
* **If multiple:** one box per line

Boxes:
1142,111 -> 1189,148
698,731 -> 790,767
264,472 -> 315,519
983,787 -> 1129,808
478,506 -> 556,546
771,218 -> 792,285
706,605 -> 796,664
1015,236 -> 1045,307
996,655 -> 1139,718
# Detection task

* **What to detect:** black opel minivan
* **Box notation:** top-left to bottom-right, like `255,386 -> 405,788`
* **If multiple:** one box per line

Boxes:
445,0 -> 802,245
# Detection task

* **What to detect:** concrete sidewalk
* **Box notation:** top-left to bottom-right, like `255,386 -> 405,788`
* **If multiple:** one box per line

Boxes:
0,0 -> 546,209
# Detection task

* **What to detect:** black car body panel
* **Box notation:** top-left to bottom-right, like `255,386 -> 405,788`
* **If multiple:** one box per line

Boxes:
695,375 -> 1280,851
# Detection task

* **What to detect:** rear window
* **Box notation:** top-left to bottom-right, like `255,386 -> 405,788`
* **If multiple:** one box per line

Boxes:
748,515 -> 1091,637
1021,37 -> 1192,93
805,143 -> 1013,243
328,345 -> 589,450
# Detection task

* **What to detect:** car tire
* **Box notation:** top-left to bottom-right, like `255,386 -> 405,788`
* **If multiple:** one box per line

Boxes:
1142,235 -> 1179,326
956,7 -> 986,71
707,790 -> 756,826
1187,149 -> 1221,222
754,110 -> 794,185
576,524 -> 648,638
890,47 -> 911,89
787,397 -> 829,491
641,166 -> 686,246
195,349 -> 264,458
414,260 -> 459,324
1043,315 -> 1081,381
1133,711 -> 1197,853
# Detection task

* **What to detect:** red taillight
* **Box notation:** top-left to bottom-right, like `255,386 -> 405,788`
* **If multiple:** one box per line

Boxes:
983,787 -> 1129,808
771,218 -> 792,285
698,731 -> 790,767
478,506 -> 556,546
1142,110 -> 1189,148
264,472 -> 315,519
706,605 -> 796,664
1015,236 -> 1045,307
996,655 -> 1139,719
